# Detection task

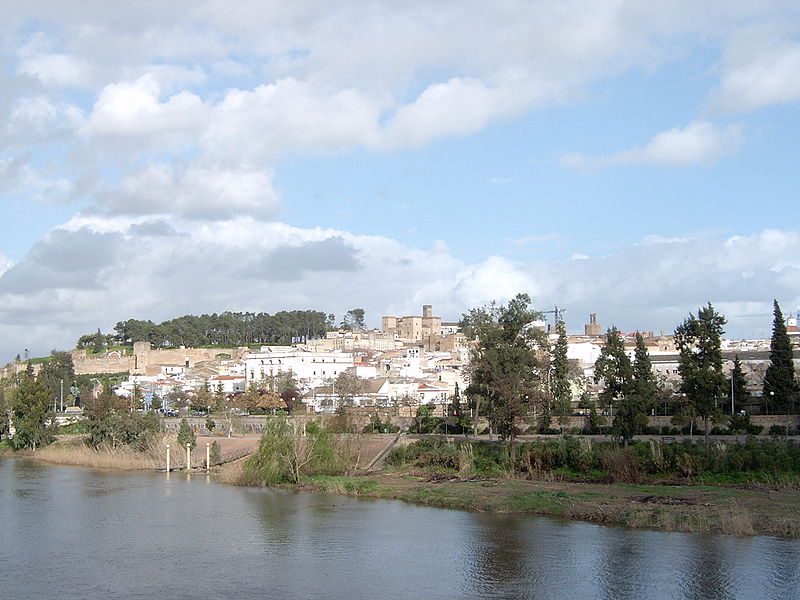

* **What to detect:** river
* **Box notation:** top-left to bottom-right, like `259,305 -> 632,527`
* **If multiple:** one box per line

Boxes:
1,458 -> 799,599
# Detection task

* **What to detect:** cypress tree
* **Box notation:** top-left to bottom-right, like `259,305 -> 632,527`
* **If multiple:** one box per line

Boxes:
632,332 -> 657,407
763,300 -> 797,414
728,355 -> 750,413
551,320 -> 572,427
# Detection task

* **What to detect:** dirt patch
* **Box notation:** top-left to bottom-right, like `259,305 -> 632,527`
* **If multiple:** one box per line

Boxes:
633,495 -> 705,506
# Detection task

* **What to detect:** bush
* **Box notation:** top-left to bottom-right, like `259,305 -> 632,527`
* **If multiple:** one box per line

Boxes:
177,418 -> 196,450
598,447 -> 642,483
210,441 -> 221,465
769,425 -> 788,436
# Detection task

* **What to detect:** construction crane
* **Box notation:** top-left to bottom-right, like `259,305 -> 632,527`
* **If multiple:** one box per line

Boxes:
540,305 -> 566,331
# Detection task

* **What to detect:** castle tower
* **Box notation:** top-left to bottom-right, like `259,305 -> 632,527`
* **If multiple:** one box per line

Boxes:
584,313 -> 602,336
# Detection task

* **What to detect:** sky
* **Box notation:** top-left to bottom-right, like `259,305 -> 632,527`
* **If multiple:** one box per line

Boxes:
1,1 -> 800,361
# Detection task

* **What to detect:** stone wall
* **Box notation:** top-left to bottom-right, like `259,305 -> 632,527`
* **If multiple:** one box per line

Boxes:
70,343 -> 248,376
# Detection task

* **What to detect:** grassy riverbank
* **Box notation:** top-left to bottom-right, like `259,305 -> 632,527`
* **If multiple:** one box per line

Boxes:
226,435 -> 800,537
283,471 -> 800,537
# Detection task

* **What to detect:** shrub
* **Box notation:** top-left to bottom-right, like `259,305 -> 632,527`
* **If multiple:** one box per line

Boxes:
210,441 -> 221,465
177,418 -> 196,451
769,425 -> 788,436
599,447 -> 642,483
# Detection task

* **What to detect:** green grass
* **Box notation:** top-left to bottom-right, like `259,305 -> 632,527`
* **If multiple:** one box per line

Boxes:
506,490 -> 568,513
27,356 -> 52,364
401,486 -> 479,510
57,422 -> 87,435
304,475 -> 383,496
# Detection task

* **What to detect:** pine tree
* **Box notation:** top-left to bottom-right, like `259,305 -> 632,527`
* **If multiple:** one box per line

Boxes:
675,303 -> 727,448
594,327 -> 633,411
763,300 -> 797,414
594,327 -> 638,443
464,293 -> 547,460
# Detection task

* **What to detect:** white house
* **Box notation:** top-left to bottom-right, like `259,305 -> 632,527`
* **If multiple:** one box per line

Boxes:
243,348 -> 355,386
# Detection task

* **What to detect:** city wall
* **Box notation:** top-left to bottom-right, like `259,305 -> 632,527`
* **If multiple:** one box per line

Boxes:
71,342 -> 249,376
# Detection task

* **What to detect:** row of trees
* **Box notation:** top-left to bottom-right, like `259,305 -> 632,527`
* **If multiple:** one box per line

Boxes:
74,308 -> 368,351
463,295 -> 798,454
77,310 -> 331,350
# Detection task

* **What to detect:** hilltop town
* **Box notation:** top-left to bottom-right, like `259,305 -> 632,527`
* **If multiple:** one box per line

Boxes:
3,304 -> 798,422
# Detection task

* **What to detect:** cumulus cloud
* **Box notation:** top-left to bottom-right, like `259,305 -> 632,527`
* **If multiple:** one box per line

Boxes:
0,155 -> 73,202
93,162 -> 280,220
712,27 -> 800,112
0,215 -> 798,359
17,53 -> 92,87
83,74 -> 207,142
248,236 -> 362,281
0,228 -> 123,294
561,121 -> 745,169
202,78 -> 382,160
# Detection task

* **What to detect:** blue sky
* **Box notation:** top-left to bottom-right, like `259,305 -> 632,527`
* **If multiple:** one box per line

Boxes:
1,1 -> 799,360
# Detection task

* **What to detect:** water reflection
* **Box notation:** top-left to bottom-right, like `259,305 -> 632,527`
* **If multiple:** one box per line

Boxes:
2,458 -> 800,600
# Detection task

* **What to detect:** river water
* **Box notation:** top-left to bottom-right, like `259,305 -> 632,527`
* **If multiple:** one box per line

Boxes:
1,458 -> 799,600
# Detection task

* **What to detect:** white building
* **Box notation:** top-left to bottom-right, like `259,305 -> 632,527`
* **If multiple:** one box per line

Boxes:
210,375 -> 246,394
243,347 -> 355,386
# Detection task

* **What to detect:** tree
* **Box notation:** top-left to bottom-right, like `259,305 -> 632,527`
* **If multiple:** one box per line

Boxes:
334,371 -> 364,407
675,303 -> 727,448
594,327 -> 637,443
37,351 -> 76,410
763,300 -> 797,414
632,333 -> 657,406
276,371 -> 302,414
340,308 -> 366,331
92,328 -> 105,354
463,293 -> 546,461
594,327 -> 633,412
728,355 -> 750,414
551,320 -> 572,431
11,373 -> 55,450
177,418 -> 196,451
84,390 -> 159,450
0,386 -> 10,440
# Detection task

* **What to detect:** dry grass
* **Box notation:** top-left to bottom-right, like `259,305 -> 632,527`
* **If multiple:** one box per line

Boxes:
216,457 -> 248,485
35,437 -> 172,471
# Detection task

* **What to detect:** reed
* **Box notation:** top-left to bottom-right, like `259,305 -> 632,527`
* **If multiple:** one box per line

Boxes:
36,437 -> 170,471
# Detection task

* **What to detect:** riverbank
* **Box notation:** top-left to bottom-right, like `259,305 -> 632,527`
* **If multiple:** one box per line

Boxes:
12,435 -> 800,537
288,470 -> 800,537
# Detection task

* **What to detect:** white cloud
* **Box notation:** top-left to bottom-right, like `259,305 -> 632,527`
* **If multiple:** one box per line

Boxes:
93,162 -> 280,220
16,53 -> 92,87
712,27 -> 800,112
380,75 -> 552,149
202,78 -> 383,160
83,74 -> 207,140
1,216 -> 799,359
0,156 -> 73,202
561,120 -> 745,169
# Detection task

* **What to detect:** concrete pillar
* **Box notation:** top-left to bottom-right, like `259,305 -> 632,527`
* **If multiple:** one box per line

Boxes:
186,443 -> 191,470
166,444 -> 171,472
206,442 -> 211,470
